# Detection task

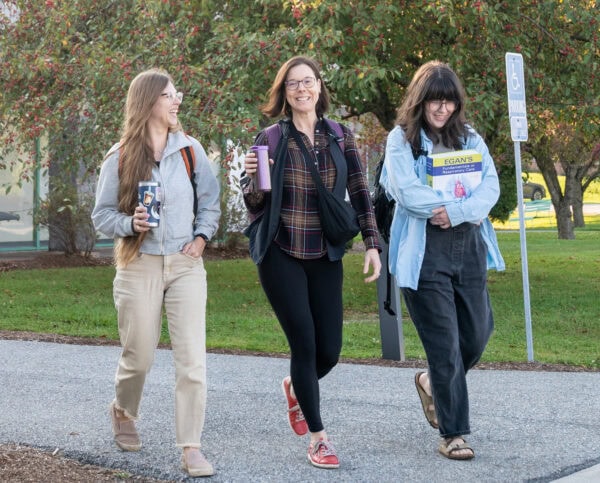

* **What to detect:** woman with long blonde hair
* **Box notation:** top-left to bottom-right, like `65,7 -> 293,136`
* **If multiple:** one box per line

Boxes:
92,68 -> 220,477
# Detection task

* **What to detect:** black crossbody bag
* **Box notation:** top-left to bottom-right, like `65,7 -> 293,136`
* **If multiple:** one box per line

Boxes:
289,125 -> 360,246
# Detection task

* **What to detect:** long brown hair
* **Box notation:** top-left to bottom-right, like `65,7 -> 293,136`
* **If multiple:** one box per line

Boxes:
397,60 -> 468,152
114,68 -> 182,268
261,56 -> 330,119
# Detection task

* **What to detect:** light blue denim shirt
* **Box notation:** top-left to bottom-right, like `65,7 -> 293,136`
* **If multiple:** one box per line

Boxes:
380,125 -> 505,290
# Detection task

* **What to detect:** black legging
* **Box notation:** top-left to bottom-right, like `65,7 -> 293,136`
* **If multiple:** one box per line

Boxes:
258,243 -> 343,433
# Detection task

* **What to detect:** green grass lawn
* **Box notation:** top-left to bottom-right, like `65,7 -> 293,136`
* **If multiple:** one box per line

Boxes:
1,230 -> 598,368
484,231 -> 599,367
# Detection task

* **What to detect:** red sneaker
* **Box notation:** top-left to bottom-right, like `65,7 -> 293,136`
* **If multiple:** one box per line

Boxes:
281,376 -> 308,436
307,439 -> 339,469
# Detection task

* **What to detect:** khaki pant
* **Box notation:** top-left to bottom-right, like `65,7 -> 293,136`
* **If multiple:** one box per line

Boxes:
112,252 -> 208,447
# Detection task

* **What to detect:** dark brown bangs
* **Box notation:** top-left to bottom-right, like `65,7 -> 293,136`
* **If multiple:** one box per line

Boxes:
423,75 -> 460,103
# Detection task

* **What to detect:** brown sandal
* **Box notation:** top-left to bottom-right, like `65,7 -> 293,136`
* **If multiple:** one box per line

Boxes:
414,372 -> 438,429
438,437 -> 475,460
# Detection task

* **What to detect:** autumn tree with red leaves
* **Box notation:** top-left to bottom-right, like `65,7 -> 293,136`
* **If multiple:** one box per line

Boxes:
0,0 -> 213,253
1,0 -> 598,248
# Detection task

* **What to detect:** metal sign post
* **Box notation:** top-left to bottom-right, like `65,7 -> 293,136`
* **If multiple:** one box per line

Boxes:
505,52 -> 534,362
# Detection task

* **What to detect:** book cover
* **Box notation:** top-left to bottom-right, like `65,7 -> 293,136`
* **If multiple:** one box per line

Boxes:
426,149 -> 482,199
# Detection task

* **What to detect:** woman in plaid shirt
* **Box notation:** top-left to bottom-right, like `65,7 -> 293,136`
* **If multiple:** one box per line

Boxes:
243,56 -> 381,469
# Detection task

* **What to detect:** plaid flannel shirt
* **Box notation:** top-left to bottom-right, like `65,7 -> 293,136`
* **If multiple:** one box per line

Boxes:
244,120 -> 380,259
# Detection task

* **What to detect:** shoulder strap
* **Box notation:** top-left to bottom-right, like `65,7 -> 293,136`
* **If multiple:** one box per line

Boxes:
264,121 -> 290,160
264,124 -> 281,157
180,144 -> 198,216
373,147 -> 386,188
289,125 -> 328,194
324,118 -> 345,153
411,132 -> 427,159
321,120 -> 348,195
180,145 -> 195,179
264,119 -> 347,195
289,121 -> 348,197
266,119 -> 343,156
116,143 -> 198,215
116,145 -> 197,180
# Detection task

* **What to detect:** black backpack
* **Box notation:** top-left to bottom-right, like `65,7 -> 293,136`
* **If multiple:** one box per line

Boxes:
371,143 -> 423,315
371,147 -> 393,245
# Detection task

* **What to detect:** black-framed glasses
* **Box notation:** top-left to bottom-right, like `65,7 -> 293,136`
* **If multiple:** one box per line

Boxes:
285,77 -> 316,90
426,99 -> 456,112
161,91 -> 184,103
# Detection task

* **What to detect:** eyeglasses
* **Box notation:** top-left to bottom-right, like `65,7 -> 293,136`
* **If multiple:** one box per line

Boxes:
285,77 -> 316,90
161,91 -> 184,103
426,99 -> 456,112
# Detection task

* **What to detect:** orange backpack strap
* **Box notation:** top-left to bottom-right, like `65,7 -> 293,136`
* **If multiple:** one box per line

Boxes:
180,145 -> 198,216
180,145 -> 195,179
119,147 -> 195,177
118,142 -> 198,216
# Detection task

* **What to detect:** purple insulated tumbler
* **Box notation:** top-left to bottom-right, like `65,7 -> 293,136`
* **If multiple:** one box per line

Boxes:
251,145 -> 271,192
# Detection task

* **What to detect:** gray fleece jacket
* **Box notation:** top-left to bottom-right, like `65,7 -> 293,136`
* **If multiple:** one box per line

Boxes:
92,130 -> 221,255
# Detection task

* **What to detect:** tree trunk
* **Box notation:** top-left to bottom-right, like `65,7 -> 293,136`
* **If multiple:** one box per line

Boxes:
555,200 -> 575,239
562,164 -> 585,228
571,183 -> 585,228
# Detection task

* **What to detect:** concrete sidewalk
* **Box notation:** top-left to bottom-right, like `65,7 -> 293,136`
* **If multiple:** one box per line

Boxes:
1,339 -> 599,482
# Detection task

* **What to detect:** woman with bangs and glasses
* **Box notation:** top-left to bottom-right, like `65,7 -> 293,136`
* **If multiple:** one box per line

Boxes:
380,60 -> 505,461
92,68 -> 220,477
242,56 -> 381,469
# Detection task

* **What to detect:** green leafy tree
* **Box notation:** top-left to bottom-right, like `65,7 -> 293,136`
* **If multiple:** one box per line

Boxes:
0,0 -> 211,253
515,2 -> 600,237
417,2 -> 599,236
199,0 -> 599,231
2,0 -> 598,246
199,0 -> 525,219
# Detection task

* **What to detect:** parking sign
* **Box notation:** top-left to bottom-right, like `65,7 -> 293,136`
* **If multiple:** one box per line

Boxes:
505,53 -> 528,141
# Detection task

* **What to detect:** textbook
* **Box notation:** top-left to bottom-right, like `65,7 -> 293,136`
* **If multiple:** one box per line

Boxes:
426,149 -> 482,199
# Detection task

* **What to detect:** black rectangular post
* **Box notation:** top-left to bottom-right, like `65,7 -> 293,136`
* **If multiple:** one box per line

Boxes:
376,241 -> 405,361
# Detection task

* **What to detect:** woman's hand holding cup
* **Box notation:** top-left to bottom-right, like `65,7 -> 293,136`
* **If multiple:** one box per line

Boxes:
244,150 -> 258,178
245,147 -> 273,191
132,205 -> 150,233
